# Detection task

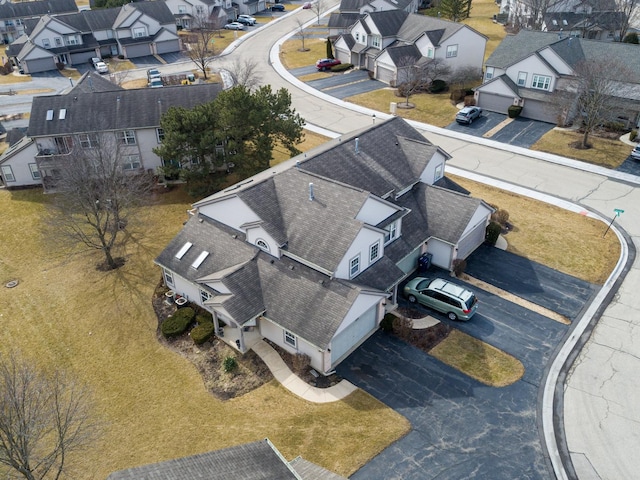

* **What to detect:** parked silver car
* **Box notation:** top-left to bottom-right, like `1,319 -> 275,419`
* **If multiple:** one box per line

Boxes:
455,106 -> 482,125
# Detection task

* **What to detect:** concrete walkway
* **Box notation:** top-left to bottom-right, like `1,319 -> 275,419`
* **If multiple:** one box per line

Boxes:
251,340 -> 358,403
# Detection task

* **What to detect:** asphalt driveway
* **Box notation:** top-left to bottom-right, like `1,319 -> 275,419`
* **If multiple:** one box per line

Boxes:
446,114 -> 556,149
337,248 -> 597,479
293,68 -> 387,99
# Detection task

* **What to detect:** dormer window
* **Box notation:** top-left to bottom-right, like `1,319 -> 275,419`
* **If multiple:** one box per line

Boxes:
133,27 -> 147,38
384,221 -> 398,244
349,255 -> 360,278
256,239 -> 270,252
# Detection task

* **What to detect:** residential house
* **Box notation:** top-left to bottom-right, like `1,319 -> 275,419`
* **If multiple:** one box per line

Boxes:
164,0 -> 234,30
0,0 -> 77,45
475,29 -> 640,125
333,11 -> 486,85
5,1 -> 180,74
107,438 -> 347,480
0,72 -> 222,190
500,0 -> 626,41
327,0 -> 419,37
155,117 -> 493,375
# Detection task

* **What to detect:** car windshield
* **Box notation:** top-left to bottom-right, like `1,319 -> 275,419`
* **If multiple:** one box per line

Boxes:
416,279 -> 431,290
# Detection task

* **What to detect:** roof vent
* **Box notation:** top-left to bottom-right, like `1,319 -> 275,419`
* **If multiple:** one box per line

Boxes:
308,182 -> 314,201
296,161 -> 300,168
289,265 -> 294,270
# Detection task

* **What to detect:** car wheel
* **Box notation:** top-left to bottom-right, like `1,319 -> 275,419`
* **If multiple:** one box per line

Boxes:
469,116 -> 473,124
408,295 -> 417,303
447,312 -> 458,321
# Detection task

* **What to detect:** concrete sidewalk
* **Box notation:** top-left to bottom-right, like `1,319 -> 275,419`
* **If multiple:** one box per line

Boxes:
251,340 -> 357,403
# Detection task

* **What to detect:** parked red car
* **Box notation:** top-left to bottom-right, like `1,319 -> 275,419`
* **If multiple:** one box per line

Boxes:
316,58 -> 341,71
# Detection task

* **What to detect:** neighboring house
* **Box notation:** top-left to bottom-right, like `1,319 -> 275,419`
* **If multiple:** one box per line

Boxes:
0,0 -> 77,44
5,1 -> 180,74
164,0 -> 232,30
333,11 -> 487,85
107,438 -> 347,480
155,117 -> 493,375
0,72 -> 222,191
500,0 -> 626,41
327,0 -> 419,37
475,29 -> 640,125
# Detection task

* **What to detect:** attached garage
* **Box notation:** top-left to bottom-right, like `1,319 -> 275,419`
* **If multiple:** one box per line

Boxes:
456,224 -> 486,260
156,39 -> 180,54
376,64 -> 396,85
23,57 -> 56,74
477,92 -> 513,115
330,305 -> 377,365
521,98 -> 557,123
124,43 -> 152,58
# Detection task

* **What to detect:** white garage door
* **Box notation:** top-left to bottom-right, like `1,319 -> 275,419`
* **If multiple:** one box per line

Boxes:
457,224 -> 486,260
376,66 -> 395,85
156,40 -> 179,54
330,306 -> 377,365
521,99 -> 557,123
478,92 -> 513,115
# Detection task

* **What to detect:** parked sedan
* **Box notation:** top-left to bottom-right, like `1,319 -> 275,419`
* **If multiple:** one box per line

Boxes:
631,145 -> 640,160
271,4 -> 285,10
403,277 -> 478,321
237,14 -> 256,25
224,22 -> 246,30
303,1 -> 312,8
316,58 -> 341,71
455,106 -> 483,124
93,61 -> 108,74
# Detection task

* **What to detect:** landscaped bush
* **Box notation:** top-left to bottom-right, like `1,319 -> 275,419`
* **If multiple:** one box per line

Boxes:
160,307 -> 195,338
392,316 -> 413,339
55,62 -> 64,71
452,259 -> 467,277
292,353 -> 311,375
491,208 -> 510,226
380,313 -> 395,333
191,321 -> 215,345
507,105 -> 522,118
429,79 -> 447,93
330,63 -> 353,72
603,121 -> 626,133
196,312 -> 213,324
485,221 -> 502,245
631,129 -> 638,142
0,62 -> 13,75
223,356 -> 238,373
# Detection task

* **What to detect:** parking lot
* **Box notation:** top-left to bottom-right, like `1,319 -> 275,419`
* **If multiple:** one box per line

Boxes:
337,247 -> 598,479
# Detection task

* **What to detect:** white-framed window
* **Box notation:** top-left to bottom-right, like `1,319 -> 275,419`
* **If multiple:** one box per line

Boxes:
284,330 -> 297,348
362,34 -> 366,44
196,5 -> 204,14
446,44 -> 458,58
531,74 -> 551,90
372,35 -> 381,48
1,165 -> 15,182
54,37 -> 62,46
79,133 -> 99,148
434,163 -> 444,181
256,239 -> 270,252
116,130 -> 136,145
384,221 -> 398,244
65,35 -> 80,45
178,5 -> 187,13
42,38 -> 50,48
29,164 -> 41,180
133,27 -> 147,38
485,66 -> 494,80
355,32 -> 360,42
163,269 -> 174,287
369,242 -> 380,262
200,289 -> 211,303
426,46 -> 434,58
517,71 -> 527,87
122,155 -> 141,170
156,128 -> 165,143
349,255 -> 360,278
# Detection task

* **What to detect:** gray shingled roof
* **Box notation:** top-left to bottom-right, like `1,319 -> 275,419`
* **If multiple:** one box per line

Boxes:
70,71 -> 123,94
299,116 -> 439,198
367,10 -> 408,37
328,12 -> 361,29
385,43 -> 422,65
339,0 -> 371,12
236,175 -> 288,246
27,83 -> 222,137
106,439 -> 300,480
83,6 -> 122,30
114,0 -> 175,27
396,13 -> 467,44
0,0 -> 77,20
486,30 -> 640,77
217,258 -> 266,325
154,214 -> 258,288
257,255 -> 364,350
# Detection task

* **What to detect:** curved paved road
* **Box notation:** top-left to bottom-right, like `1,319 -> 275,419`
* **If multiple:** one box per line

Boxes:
221,7 -> 640,480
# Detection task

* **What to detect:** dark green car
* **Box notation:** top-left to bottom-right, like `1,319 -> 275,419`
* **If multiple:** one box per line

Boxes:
403,277 -> 478,321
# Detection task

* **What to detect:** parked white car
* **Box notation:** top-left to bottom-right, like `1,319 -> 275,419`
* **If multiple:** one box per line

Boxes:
90,57 -> 108,74
237,14 -> 256,25
631,145 -> 640,160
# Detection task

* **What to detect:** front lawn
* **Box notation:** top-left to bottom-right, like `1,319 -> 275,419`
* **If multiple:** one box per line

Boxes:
0,185 -> 409,479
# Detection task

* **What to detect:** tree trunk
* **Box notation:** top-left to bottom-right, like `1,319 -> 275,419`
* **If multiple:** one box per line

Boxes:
582,128 -> 590,148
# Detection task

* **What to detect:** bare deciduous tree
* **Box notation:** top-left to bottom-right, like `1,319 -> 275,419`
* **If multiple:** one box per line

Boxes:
227,57 -> 261,90
45,131 -> 154,270
183,11 -> 217,80
611,0 -> 640,41
559,58 -> 631,148
396,57 -> 452,105
510,0 -> 553,30
311,0 -> 324,24
0,352 -> 99,480
295,18 -> 309,51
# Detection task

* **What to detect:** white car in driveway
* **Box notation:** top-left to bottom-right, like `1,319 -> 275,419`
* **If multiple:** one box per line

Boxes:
631,145 -> 640,160
224,21 -> 246,30
91,57 -> 108,74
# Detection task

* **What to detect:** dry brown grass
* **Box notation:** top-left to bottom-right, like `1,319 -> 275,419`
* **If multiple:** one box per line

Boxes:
0,186 -> 409,479
280,38 -> 327,69
530,129 -> 631,169
450,174 -> 621,285
346,88 -> 459,127
271,129 -> 331,165
59,68 -> 82,80
430,330 -> 525,387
